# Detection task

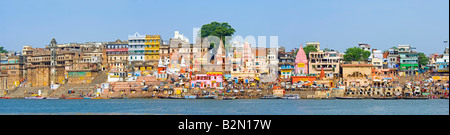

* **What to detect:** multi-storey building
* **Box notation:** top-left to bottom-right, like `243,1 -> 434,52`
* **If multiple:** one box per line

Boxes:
431,47 -> 449,82
22,39 -> 107,86
128,32 -> 146,62
371,49 -> 383,69
278,48 -> 294,80
24,40 -> 84,86
144,35 -> 162,70
106,39 -> 129,82
252,47 -> 268,75
159,42 -> 170,62
359,43 -> 371,51
230,42 -> 256,78
388,48 -> 400,69
308,51 -> 341,78
397,45 -> 419,75
266,48 -> 278,75
341,61 -> 374,87
0,55 -> 24,89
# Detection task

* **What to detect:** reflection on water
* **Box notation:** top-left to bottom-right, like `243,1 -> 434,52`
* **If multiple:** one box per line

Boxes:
0,99 -> 448,115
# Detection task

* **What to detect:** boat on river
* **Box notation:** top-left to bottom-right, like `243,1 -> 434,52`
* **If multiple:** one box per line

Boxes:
402,97 -> 428,100
372,97 -> 399,100
25,96 -> 59,99
282,94 -> 300,99
197,95 -> 215,99
25,96 -> 45,99
157,96 -> 169,99
65,97 -> 83,99
223,96 -> 238,100
0,97 -> 11,99
260,95 -> 282,99
184,95 -> 197,99
335,97 -> 364,100
168,96 -> 185,99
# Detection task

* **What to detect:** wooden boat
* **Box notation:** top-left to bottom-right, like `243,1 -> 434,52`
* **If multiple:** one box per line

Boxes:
0,97 -> 11,99
25,96 -> 44,99
260,95 -> 282,99
282,94 -> 300,99
197,95 -> 215,99
65,97 -> 83,99
110,97 -> 127,99
335,97 -> 364,100
372,97 -> 399,100
157,96 -> 170,99
402,97 -> 428,100
184,95 -> 197,99
223,97 -> 238,100
168,96 -> 185,99
318,97 -> 336,100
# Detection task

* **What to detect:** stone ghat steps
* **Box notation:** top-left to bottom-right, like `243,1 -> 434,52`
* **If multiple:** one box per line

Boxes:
91,72 -> 108,84
5,86 -> 51,98
48,72 -> 108,98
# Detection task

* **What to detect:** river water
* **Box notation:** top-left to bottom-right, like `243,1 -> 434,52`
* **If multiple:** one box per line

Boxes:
0,99 -> 448,115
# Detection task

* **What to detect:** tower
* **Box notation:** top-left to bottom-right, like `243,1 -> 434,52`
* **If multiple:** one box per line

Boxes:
50,38 -> 57,85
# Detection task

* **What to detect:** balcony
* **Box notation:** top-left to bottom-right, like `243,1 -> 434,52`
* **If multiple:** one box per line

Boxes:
315,67 -> 333,71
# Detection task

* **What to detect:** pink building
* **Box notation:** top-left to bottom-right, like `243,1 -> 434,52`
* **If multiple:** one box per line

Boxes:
295,45 -> 308,75
190,72 -> 223,88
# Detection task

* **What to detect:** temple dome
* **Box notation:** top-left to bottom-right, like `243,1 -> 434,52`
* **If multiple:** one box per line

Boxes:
295,45 -> 308,63
295,45 -> 308,74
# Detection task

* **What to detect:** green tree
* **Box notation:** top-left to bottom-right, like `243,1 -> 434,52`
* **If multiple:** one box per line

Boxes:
343,47 -> 371,62
200,22 -> 236,49
303,45 -> 318,59
323,48 -> 331,52
418,53 -> 429,68
0,47 -> 7,53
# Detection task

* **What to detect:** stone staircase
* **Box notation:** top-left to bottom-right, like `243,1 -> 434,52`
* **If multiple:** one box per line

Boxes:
48,71 -> 109,98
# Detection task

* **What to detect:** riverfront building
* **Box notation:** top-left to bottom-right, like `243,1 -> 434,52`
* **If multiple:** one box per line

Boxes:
341,62 -> 374,87
144,35 -> 162,70
397,45 -> 419,76
278,48 -> 295,80
128,33 -> 146,62
308,50 -> 341,79
106,39 -> 129,82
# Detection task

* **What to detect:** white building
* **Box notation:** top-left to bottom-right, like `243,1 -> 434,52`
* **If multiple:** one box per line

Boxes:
371,49 -> 383,69
359,43 -> 371,51
128,32 -> 146,62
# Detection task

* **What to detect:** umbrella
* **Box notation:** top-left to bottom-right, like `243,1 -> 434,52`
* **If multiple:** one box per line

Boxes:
256,89 -> 262,92
233,90 -> 239,93
240,89 -> 245,92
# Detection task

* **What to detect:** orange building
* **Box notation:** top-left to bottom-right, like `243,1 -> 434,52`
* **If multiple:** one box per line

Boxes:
291,76 -> 316,86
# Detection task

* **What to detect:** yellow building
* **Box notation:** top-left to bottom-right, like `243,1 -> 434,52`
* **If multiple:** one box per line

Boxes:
145,35 -> 161,60
145,35 -> 162,70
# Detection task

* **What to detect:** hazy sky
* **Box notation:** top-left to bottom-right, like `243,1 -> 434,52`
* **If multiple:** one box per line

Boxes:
0,0 -> 448,55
